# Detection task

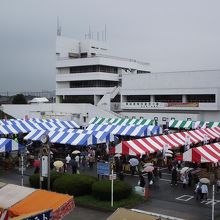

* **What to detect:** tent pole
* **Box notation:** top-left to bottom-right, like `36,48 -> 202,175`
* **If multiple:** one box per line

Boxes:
21,155 -> 24,186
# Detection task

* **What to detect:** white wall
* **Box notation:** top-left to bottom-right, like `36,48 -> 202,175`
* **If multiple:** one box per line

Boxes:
56,36 -> 79,57
2,103 -> 120,126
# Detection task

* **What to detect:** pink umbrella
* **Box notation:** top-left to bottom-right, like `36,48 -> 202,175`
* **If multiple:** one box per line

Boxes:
143,166 -> 154,173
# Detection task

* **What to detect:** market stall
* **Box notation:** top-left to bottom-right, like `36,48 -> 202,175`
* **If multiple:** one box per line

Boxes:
8,189 -> 74,220
89,117 -> 155,126
0,138 -> 24,153
183,143 -> 220,163
111,128 -> 220,156
87,124 -> 160,137
0,184 -> 36,211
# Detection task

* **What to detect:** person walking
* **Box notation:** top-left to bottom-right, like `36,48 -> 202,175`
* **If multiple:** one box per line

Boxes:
65,154 -> 71,172
216,179 -> 220,192
171,168 -> 177,186
139,173 -> 146,188
201,184 -> 208,200
70,158 -> 78,174
188,171 -> 193,187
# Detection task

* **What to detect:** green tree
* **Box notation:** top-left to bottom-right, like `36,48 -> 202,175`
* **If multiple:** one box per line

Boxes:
12,94 -> 27,104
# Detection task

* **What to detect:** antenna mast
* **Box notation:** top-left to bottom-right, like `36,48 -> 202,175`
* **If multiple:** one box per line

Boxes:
57,16 -> 62,36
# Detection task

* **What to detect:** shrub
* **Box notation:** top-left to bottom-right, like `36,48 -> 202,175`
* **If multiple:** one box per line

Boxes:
92,180 -> 132,201
52,174 -> 98,196
29,172 -> 64,189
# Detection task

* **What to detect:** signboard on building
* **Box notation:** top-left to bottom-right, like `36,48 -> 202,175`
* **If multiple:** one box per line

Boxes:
122,102 -> 167,109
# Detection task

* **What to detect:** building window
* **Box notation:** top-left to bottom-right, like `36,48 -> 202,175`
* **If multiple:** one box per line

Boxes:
70,80 -> 118,88
126,95 -> 150,102
70,65 -> 118,74
155,95 -> 182,102
187,94 -> 215,103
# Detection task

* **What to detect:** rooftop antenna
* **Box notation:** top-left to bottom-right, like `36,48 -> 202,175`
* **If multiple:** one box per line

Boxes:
97,32 -> 99,41
105,24 -> 107,41
89,25 -> 91,39
57,16 -> 62,36
102,31 -> 104,41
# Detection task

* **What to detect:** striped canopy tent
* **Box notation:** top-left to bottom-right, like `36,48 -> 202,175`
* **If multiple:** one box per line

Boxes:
0,124 -> 30,135
0,138 -> 24,153
169,119 -> 220,129
112,127 -> 220,156
29,118 -> 79,129
0,118 -> 79,129
87,124 -> 160,137
24,129 -> 114,145
89,117 -> 155,126
183,143 -> 220,163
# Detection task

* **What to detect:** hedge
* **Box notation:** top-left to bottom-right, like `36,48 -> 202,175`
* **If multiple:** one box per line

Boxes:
29,172 -> 64,189
52,174 -> 98,196
92,180 -> 132,201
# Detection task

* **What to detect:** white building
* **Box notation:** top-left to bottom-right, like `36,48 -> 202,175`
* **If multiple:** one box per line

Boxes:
56,36 -> 150,111
55,36 -> 220,124
120,70 -> 220,123
2,36 -> 220,125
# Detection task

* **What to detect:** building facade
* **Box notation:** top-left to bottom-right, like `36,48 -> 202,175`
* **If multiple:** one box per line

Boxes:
55,36 -> 220,123
56,36 -> 150,111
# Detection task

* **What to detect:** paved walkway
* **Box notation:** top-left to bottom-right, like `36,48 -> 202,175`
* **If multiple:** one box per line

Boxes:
0,166 -> 220,220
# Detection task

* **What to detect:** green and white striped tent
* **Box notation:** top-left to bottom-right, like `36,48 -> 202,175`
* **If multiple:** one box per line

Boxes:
169,119 -> 220,129
89,117 -> 155,126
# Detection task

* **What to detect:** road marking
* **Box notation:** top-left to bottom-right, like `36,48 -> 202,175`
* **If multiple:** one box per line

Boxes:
176,195 -> 194,201
200,199 -> 220,205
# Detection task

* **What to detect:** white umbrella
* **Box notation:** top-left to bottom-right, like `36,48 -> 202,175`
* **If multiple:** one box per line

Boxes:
114,153 -> 121,157
180,167 -> 189,174
143,163 -> 154,167
129,158 -> 139,167
72,150 -> 81,154
53,160 -> 64,168
200,178 -> 210,184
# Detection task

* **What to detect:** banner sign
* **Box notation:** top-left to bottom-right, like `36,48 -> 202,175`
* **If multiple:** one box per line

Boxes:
41,156 -> 48,177
23,209 -> 52,220
97,162 -> 110,176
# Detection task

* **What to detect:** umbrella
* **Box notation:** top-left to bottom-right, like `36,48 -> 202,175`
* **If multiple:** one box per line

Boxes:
200,178 -> 210,184
143,166 -> 154,173
143,163 -> 154,167
114,153 -> 121,157
33,160 -> 40,168
129,158 -> 139,167
72,150 -> 81,154
53,160 -> 64,168
180,167 -> 189,174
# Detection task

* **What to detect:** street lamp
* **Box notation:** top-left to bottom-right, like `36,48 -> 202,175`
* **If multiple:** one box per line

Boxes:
40,134 -> 50,190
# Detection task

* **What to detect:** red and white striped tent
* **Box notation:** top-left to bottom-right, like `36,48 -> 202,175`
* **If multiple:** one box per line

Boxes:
112,127 -> 220,156
183,143 -> 220,163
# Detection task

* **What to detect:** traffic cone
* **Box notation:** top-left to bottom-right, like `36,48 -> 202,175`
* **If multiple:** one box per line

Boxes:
144,187 -> 149,200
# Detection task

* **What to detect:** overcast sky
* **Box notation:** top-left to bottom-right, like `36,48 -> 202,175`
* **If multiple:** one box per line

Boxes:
0,0 -> 220,93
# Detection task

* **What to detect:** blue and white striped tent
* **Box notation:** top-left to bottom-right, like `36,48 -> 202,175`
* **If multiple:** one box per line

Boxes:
0,138 -> 24,153
0,119 -> 78,135
29,118 -> 79,129
24,129 -> 114,146
0,124 -> 28,135
86,124 -> 160,137
0,118 -> 79,130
